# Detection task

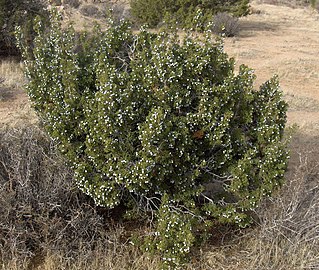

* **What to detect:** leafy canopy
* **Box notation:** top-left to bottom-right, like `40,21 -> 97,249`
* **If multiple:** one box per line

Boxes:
17,14 -> 289,269
130,0 -> 250,28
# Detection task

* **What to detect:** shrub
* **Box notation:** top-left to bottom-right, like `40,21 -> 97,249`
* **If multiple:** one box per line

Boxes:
0,0 -> 48,56
80,5 -> 100,17
130,0 -> 167,27
311,0 -> 319,10
211,12 -> 240,37
64,0 -> 81,9
111,3 -> 132,24
17,14 -> 289,268
130,0 -> 250,29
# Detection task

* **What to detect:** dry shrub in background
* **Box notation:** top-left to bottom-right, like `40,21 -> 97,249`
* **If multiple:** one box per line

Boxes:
110,2 -> 132,23
80,5 -> 100,17
248,151 -> 319,269
78,1 -> 131,22
64,0 -> 81,9
211,12 -> 240,37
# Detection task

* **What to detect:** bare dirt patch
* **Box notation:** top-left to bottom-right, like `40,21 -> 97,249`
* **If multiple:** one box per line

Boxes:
224,1 -> 319,135
0,59 -> 37,128
0,90 -> 37,128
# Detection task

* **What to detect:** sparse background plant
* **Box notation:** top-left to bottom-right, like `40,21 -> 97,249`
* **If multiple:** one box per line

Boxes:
0,126 -> 106,269
80,4 -> 100,17
211,12 -> 240,37
64,0 -> 81,9
311,0 -> 319,10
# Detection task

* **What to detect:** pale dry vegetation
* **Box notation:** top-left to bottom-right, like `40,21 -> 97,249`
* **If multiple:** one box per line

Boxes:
0,59 -> 25,91
0,58 -> 35,127
257,0 -> 319,10
256,0 -> 312,8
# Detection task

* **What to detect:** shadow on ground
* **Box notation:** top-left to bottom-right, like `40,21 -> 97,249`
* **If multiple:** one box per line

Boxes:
238,20 -> 280,37
0,87 -> 17,102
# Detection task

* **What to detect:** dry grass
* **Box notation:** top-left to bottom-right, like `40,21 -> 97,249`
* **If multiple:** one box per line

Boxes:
0,58 -> 25,102
0,58 -> 37,127
256,0 -> 314,8
0,58 -> 25,90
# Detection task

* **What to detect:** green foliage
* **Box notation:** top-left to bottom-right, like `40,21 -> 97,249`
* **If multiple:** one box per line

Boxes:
310,0 -> 316,8
310,0 -> 319,9
17,14 -> 289,269
0,0 -> 48,56
144,194 -> 196,269
130,0 -> 250,29
130,0 -> 167,27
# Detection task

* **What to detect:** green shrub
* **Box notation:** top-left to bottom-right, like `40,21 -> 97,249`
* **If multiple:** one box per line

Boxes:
17,14 -> 289,268
130,0 -> 250,29
130,0 -> 167,27
310,0 -> 319,9
0,0 -> 48,56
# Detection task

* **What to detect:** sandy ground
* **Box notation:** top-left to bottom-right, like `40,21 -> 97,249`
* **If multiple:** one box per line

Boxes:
224,1 -> 319,135
1,1 -> 319,136
0,88 -> 37,128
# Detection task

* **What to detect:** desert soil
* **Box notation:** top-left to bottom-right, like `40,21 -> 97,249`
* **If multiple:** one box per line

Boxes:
224,1 -> 319,136
1,0 -> 319,137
